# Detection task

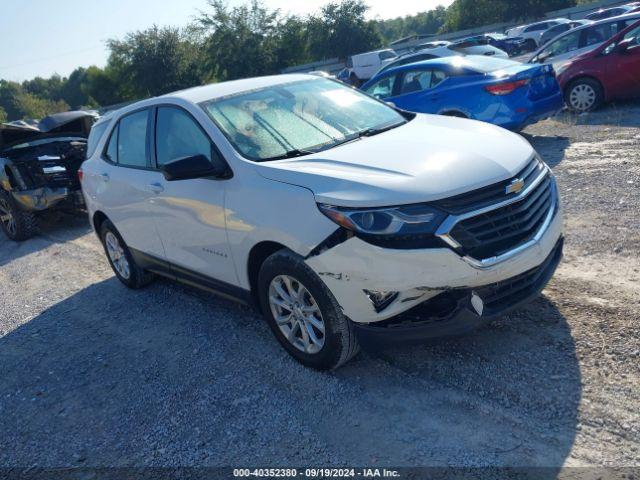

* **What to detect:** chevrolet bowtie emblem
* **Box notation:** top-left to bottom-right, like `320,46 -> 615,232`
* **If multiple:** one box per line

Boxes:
506,178 -> 525,195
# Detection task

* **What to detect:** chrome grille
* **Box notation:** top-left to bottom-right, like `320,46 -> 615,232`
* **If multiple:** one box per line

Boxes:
449,173 -> 555,261
434,157 -> 544,215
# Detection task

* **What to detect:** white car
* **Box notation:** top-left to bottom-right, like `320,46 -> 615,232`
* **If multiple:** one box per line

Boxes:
507,18 -> 572,48
81,74 -> 564,370
346,49 -> 398,84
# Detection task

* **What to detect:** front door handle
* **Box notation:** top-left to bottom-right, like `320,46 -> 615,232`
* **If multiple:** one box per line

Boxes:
147,182 -> 164,194
100,173 -> 110,182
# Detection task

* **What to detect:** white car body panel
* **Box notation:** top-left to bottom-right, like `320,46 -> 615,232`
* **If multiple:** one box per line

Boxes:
350,49 -> 397,80
456,44 -> 509,58
82,74 -> 563,326
508,18 -> 571,47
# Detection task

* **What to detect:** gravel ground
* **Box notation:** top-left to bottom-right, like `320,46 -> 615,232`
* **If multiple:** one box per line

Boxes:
1,101 -> 639,472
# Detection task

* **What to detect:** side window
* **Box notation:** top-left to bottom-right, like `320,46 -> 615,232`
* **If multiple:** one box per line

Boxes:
526,23 -> 547,33
621,25 -> 640,50
104,126 -> 118,163
431,70 -> 447,88
86,121 -> 109,159
118,110 -> 149,168
155,107 -> 212,167
399,70 -> 432,94
548,31 -> 581,56
364,76 -> 395,99
583,23 -> 615,47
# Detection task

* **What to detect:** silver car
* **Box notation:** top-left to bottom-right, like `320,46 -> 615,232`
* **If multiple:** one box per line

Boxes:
529,12 -> 640,69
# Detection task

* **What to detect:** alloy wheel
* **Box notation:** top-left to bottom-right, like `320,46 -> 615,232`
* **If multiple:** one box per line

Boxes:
569,84 -> 596,112
0,198 -> 16,236
268,274 -> 325,354
105,231 -> 131,280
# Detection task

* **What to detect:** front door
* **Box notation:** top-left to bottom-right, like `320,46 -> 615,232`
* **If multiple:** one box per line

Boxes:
147,105 -> 238,286
605,25 -> 640,98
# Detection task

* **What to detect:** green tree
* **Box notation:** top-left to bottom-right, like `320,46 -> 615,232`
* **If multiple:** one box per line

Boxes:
442,0 -> 576,32
106,25 -> 208,99
198,0 -> 281,80
15,94 -> 69,120
0,80 -> 26,120
0,106 -> 7,123
307,0 -> 381,60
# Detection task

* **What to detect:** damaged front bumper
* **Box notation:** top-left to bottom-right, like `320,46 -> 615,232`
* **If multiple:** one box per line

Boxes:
305,200 -> 563,326
354,237 -> 563,345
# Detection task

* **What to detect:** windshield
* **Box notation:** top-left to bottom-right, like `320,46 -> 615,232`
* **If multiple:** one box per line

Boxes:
202,78 -> 406,161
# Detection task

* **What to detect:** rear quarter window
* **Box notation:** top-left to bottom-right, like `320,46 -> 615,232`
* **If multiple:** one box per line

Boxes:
86,121 -> 109,159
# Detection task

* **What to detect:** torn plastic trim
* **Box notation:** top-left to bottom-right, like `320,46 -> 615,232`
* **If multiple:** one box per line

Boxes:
305,227 -> 354,259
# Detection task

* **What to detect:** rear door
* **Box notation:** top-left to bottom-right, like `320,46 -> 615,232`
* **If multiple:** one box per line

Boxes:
92,109 -> 166,258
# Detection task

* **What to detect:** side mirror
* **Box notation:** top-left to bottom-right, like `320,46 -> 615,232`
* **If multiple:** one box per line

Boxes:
160,154 -> 228,181
615,38 -> 634,54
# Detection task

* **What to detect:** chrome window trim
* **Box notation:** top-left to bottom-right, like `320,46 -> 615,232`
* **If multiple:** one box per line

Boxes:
436,161 -> 557,269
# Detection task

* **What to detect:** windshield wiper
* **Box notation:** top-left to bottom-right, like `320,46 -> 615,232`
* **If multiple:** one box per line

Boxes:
357,121 -> 407,138
261,148 -> 317,161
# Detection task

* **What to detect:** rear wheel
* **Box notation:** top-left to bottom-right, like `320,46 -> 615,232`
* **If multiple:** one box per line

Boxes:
565,78 -> 603,112
100,220 -> 154,289
258,249 -> 359,370
0,190 -> 37,241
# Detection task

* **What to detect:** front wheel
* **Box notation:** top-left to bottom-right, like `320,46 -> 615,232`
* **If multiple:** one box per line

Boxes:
258,249 -> 359,370
565,78 -> 603,112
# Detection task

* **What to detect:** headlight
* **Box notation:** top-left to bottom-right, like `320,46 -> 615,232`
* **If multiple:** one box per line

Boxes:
317,203 -> 447,248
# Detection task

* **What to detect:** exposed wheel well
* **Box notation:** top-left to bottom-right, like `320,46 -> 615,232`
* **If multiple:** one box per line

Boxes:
247,241 -> 287,310
92,211 -> 109,237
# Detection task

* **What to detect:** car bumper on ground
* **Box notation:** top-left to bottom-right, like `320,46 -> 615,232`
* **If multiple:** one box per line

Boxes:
305,197 -> 563,326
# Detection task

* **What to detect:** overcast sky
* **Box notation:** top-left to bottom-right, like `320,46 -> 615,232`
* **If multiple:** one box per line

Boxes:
0,0 -> 453,82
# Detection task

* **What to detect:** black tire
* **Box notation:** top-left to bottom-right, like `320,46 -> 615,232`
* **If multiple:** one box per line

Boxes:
99,219 -> 154,289
0,189 -> 38,241
258,249 -> 359,370
564,78 -> 604,113
349,73 -> 362,88
524,38 -> 537,51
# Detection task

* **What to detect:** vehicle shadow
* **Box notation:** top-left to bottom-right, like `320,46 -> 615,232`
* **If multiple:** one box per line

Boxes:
0,211 -> 92,268
522,132 -> 570,168
0,275 -> 580,470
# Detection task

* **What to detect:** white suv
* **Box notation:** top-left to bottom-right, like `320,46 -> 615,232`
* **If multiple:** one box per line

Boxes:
81,75 -> 564,370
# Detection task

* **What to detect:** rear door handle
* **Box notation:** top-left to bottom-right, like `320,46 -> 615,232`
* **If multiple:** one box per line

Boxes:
99,173 -> 110,182
147,182 -> 164,194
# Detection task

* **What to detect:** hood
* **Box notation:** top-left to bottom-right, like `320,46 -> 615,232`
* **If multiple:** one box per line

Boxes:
254,114 -> 535,208
1,111 -> 97,150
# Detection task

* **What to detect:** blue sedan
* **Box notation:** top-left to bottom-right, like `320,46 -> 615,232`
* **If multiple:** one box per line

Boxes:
361,56 -> 563,131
